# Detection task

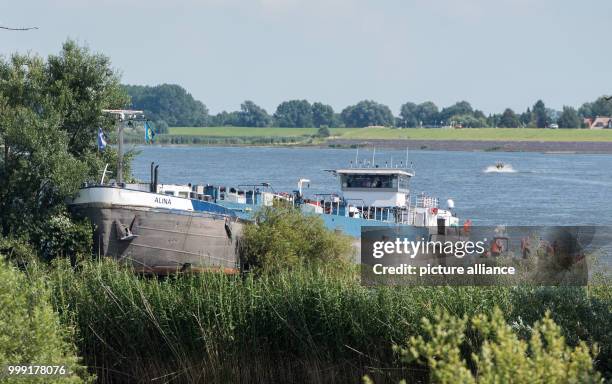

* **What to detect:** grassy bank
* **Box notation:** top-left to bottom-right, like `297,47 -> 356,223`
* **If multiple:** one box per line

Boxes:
40,259 -> 611,383
169,127 -> 354,137
161,127 -> 612,144
339,127 -> 612,142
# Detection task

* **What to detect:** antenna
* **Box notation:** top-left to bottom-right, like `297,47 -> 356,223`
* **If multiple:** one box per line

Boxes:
100,163 -> 110,184
355,145 -> 359,166
405,147 -> 409,169
372,148 -> 376,166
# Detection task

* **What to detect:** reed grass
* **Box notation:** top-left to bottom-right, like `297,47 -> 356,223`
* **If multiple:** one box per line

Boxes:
42,259 -> 611,383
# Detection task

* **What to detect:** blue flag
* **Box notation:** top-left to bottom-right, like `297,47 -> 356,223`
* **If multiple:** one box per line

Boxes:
97,127 -> 107,151
144,121 -> 156,143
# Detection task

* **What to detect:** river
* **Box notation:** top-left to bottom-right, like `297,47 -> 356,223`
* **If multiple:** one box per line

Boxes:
132,146 -> 612,226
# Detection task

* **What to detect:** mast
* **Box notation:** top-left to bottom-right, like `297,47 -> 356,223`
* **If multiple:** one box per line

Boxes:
101,109 -> 145,185
117,117 -> 124,183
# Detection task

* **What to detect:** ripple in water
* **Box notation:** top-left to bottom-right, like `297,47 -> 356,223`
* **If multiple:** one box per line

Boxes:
484,163 -> 517,173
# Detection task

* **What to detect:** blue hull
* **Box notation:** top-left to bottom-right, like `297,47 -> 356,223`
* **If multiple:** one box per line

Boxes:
215,201 -> 426,238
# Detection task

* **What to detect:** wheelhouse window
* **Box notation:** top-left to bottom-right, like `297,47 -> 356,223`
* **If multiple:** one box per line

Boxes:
340,173 -> 411,191
342,174 -> 396,189
398,175 -> 410,191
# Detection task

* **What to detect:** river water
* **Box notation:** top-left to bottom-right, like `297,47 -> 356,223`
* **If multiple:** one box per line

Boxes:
132,146 -> 612,226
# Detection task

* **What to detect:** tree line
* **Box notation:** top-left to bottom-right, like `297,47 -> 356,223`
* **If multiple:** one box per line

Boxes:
124,83 -> 612,131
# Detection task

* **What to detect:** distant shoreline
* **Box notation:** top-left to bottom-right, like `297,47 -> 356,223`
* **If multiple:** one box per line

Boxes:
141,127 -> 612,153
133,139 -> 612,153
326,139 -> 612,153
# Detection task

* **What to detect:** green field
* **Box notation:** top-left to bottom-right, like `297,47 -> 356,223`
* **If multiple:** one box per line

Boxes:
168,126 -> 354,137
339,127 -> 612,142
167,126 -> 612,142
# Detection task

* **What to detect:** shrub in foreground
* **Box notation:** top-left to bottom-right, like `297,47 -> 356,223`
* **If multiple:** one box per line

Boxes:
389,308 -> 602,384
241,206 -> 353,272
0,257 -> 92,383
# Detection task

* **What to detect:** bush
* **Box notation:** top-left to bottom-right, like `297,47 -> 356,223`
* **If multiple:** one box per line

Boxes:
0,236 -> 38,266
38,212 -> 93,262
317,126 -> 331,137
392,308 -> 602,383
0,258 -> 92,383
241,206 -> 352,272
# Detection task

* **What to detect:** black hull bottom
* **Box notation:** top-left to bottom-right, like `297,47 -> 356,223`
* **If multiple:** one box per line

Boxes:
71,205 -> 242,274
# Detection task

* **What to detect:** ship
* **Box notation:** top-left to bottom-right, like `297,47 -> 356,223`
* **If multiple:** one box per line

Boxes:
213,152 -> 463,239
69,110 -> 242,274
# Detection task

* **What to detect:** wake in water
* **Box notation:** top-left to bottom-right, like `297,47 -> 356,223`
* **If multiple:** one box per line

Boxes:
484,163 -> 517,173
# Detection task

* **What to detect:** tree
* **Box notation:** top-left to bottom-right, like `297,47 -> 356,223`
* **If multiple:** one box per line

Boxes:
450,114 -> 487,128
487,113 -> 501,128
238,100 -> 271,127
312,102 -> 335,128
340,100 -> 394,127
546,108 -> 560,125
498,108 -> 520,128
520,107 -> 532,127
124,84 -> 208,127
557,106 -> 581,128
578,102 -> 593,119
439,101 -> 473,124
0,40 -> 128,257
588,96 -> 612,117
210,110 -> 241,126
473,109 -> 487,119
415,101 -> 439,126
399,102 -> 419,127
533,100 -> 547,128
273,99 -> 313,127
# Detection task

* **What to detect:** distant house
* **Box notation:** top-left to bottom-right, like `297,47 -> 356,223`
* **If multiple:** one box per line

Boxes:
583,118 -> 593,128
588,116 -> 612,129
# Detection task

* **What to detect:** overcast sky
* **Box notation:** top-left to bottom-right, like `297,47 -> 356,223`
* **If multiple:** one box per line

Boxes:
2,0 -> 611,115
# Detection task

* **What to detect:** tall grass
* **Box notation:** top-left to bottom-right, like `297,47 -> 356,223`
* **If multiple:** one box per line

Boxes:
41,258 -> 611,383
45,260 -> 510,382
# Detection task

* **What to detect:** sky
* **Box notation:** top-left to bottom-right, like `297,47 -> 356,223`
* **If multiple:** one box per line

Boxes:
1,0 -> 611,115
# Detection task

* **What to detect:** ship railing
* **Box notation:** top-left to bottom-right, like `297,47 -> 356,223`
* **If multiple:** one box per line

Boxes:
416,195 -> 438,208
314,195 -> 419,224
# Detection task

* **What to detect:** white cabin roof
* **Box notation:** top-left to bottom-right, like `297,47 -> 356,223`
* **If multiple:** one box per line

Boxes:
335,168 -> 414,177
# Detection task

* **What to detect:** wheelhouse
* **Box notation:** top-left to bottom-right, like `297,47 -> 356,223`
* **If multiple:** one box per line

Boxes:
338,169 -> 413,192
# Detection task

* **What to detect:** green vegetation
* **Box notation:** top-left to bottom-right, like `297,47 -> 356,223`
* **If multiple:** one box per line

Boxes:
388,308 -> 602,383
341,100 -> 395,127
241,206 -> 352,273
135,126 -> 352,145
124,84 -> 209,132
160,126 -> 612,144
121,77 -> 612,130
28,258 -> 611,383
0,258 -> 92,383
0,40 -> 128,257
168,126 -> 352,136
119,72 -> 612,131
339,127 -> 612,142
